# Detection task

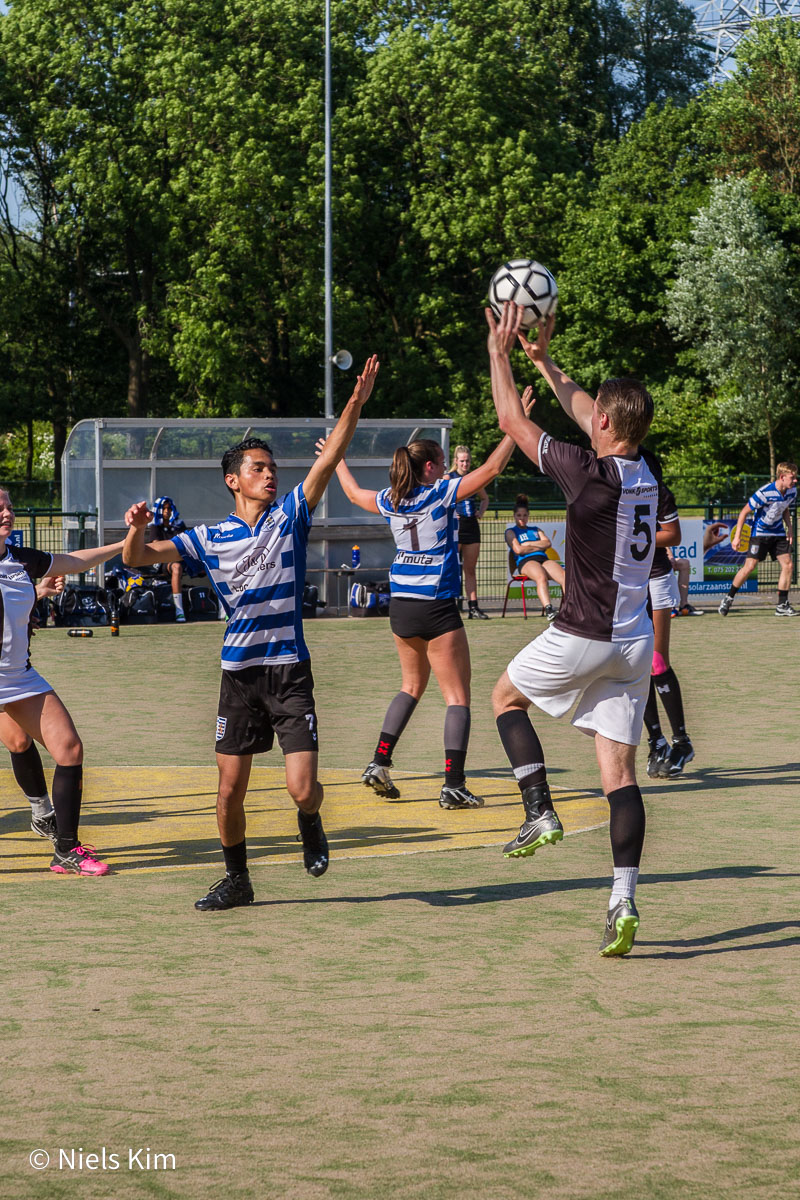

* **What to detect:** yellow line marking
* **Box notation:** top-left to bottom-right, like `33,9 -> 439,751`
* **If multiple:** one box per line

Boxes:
0,766 -> 608,875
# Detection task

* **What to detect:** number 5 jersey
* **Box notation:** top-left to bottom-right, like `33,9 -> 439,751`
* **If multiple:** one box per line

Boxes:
537,435 -> 677,642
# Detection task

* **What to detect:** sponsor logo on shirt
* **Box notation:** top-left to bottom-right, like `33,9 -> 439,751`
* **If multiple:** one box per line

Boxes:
235,548 -> 277,575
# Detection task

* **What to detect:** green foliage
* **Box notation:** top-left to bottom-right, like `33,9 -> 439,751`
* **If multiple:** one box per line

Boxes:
667,176 -> 798,476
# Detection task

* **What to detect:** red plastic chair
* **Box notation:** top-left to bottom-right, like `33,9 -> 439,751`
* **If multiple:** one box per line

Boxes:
502,552 -> 535,619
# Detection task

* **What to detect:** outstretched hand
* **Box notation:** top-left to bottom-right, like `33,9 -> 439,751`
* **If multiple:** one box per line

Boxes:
485,302 -> 525,356
124,501 -> 152,530
350,355 -> 380,407
518,312 -> 556,365
705,521 -> 729,552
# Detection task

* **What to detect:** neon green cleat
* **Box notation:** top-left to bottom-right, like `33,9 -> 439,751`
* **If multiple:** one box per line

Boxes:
599,898 -> 640,956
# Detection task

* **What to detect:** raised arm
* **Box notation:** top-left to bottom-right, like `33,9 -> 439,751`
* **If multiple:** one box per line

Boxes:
49,540 -> 127,576
457,387 -> 537,497
302,356 -> 379,510
486,305 -> 548,468
331,454 -> 380,515
122,502 -> 182,567
517,314 -> 594,438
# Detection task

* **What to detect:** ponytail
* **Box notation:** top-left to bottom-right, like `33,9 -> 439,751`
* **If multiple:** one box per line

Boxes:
390,439 -> 442,508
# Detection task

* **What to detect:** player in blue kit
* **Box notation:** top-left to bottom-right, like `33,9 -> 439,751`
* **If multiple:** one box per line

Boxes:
719,463 -> 797,617
447,446 -> 490,619
328,403 -> 531,809
123,356 -> 380,909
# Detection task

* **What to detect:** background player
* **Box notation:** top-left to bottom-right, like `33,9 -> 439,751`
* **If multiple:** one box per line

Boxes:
446,445 -> 490,620
329,404 -> 531,810
488,303 -> 679,957
645,517 -> 696,780
0,488 -> 126,874
123,357 -> 379,911
505,491 -> 566,622
719,463 -> 797,616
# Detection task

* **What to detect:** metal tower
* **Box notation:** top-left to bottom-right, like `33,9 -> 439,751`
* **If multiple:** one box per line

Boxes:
690,0 -> 800,79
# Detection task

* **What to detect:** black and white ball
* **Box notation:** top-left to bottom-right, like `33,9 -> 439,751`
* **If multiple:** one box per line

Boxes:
488,259 -> 558,329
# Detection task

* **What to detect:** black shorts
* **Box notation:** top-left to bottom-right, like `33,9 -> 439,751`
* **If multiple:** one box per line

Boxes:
517,551 -> 548,569
747,536 -> 790,562
215,660 -> 318,756
389,596 -> 463,640
458,516 -> 481,547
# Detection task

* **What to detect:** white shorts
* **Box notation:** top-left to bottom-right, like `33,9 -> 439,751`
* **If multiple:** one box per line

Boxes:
506,625 -> 653,745
0,666 -> 53,710
648,572 -> 680,611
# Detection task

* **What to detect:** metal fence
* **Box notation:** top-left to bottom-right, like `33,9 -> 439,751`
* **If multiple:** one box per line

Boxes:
9,510 -> 103,584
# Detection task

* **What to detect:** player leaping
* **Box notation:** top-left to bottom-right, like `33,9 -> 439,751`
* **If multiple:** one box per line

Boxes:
486,303 -> 679,957
123,356 -> 380,911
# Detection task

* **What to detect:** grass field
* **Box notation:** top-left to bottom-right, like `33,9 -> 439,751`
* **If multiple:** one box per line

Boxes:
1,605 -> 798,1199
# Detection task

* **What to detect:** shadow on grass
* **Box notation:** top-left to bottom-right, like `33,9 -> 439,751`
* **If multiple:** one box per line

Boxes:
248,864 -> 797,909
643,762 -> 800,792
634,921 -> 800,958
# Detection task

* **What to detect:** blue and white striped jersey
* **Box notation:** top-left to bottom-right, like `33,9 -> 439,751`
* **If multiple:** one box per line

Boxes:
748,482 -> 796,537
172,484 -> 312,670
376,476 -> 462,599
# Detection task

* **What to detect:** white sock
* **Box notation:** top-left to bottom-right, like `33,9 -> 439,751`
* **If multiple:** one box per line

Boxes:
172,593 -> 185,615
609,866 -> 639,908
28,795 -> 54,819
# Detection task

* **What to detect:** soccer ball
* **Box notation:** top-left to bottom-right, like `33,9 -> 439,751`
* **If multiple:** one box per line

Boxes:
488,259 -> 558,329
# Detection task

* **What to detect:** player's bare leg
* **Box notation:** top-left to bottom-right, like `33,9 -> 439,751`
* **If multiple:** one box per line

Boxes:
595,735 -> 643,956
286,751 -> 328,877
521,560 -> 556,621
775,553 -> 796,615
195,753 -> 254,910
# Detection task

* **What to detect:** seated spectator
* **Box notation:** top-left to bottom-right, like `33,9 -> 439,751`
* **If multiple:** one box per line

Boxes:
150,496 -> 203,622
505,493 -> 566,623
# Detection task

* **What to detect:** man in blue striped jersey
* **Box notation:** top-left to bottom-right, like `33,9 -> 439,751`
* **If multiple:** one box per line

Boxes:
719,462 -> 797,617
123,355 -> 379,909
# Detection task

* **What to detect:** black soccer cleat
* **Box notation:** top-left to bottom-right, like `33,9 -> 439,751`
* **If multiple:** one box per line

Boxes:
297,810 -> 329,878
600,897 -> 640,957
439,783 -> 484,810
31,811 -> 58,844
503,782 -> 563,858
194,871 -> 254,911
467,606 -> 490,620
544,604 -> 557,623
718,595 -> 733,616
665,736 -> 694,777
646,736 -> 670,779
361,760 -> 400,799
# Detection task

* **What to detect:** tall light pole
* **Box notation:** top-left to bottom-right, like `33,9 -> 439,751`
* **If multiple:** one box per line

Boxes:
324,0 -> 350,418
324,0 -> 333,419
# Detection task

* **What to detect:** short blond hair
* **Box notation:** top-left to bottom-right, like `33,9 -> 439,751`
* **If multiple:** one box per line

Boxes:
596,378 -> 654,446
776,462 -> 797,479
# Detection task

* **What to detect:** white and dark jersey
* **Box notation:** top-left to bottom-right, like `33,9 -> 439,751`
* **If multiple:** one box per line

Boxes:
376,476 -> 461,599
0,545 -> 53,671
173,485 -> 312,670
748,482 -> 796,538
538,436 -> 674,642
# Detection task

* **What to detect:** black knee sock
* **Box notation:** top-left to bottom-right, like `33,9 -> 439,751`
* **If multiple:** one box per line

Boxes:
443,705 -> 470,787
643,678 -> 663,743
728,584 -> 739,598
496,710 -> 547,792
778,589 -> 788,605
52,764 -> 83,853
608,785 -> 645,867
653,667 -> 686,739
373,692 -> 418,764
222,839 -> 248,876
9,742 -> 48,800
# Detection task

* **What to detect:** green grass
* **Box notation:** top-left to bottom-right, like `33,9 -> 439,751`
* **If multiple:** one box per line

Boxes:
2,607 -> 799,1199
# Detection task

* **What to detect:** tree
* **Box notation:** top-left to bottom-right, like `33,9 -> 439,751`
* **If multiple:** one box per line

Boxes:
667,176 -> 798,476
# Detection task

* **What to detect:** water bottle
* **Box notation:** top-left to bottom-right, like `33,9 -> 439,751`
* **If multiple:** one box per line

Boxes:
110,617 -> 120,637
351,545 -> 360,569
68,628 -> 93,638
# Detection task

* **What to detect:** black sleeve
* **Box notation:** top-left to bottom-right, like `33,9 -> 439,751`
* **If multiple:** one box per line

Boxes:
15,546 -> 54,581
538,435 -> 594,503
